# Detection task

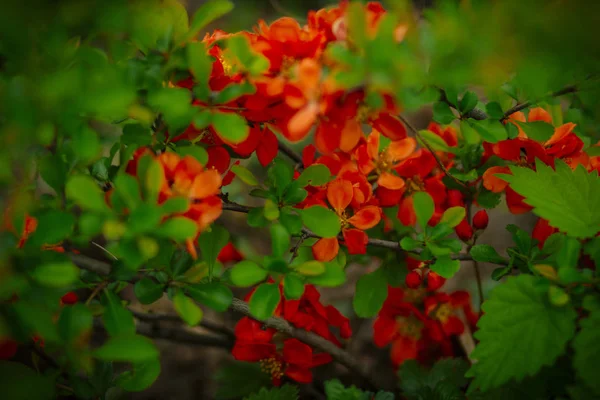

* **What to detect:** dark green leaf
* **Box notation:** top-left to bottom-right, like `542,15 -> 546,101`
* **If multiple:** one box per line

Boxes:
283,274 -> 305,300
459,91 -> 478,114
102,291 -> 136,337
117,360 -> 161,392
470,245 -> 506,264
94,334 -> 159,363
173,290 -> 203,326
573,309 -> 600,395
199,224 -> 230,272
353,268 -> 387,317
187,282 -> 233,312
186,0 -> 233,41
0,361 -> 55,400
433,102 -> 456,125
249,283 -> 281,320
134,278 -> 164,304
66,175 -> 108,212
58,303 -> 93,343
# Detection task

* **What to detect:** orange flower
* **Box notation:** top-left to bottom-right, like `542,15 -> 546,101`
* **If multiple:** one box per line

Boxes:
312,178 -> 381,261
355,131 -> 416,190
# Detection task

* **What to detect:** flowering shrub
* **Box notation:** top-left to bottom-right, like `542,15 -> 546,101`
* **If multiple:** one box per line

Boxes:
1,0 -> 600,399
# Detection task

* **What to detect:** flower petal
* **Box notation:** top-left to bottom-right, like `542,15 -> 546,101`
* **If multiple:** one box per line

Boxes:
377,171 -> 406,190
312,237 -> 339,262
326,179 -> 353,212
348,205 -> 381,230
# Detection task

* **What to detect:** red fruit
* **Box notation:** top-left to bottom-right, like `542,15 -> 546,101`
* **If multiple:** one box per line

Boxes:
473,210 -> 489,230
455,219 -> 474,242
405,271 -> 423,288
0,339 -> 17,360
427,271 -> 446,291
60,291 -> 79,305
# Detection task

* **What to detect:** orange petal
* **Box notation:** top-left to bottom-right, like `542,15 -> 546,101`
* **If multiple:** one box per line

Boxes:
367,130 -> 381,160
545,122 -> 576,146
288,103 -> 319,141
297,58 -> 321,93
339,119 -> 362,152
377,172 -> 406,190
528,107 -> 552,124
387,137 -> 417,162
189,169 -> 222,199
348,205 -> 381,230
508,111 -> 527,138
312,238 -> 339,262
327,179 -> 353,213
482,166 -> 511,193
186,238 -> 198,260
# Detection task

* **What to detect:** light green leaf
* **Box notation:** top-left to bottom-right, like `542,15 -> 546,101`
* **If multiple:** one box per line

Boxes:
283,274 -> 305,300
231,164 -> 258,186
173,290 -> 203,326
413,192 -> 434,228
198,224 -> 230,272
430,256 -> 460,278
33,262 -> 79,287
270,223 -> 290,257
470,245 -> 507,264
186,0 -> 233,41
418,130 -> 451,152
500,161 -> 600,238
66,175 -> 108,212
186,282 -> 232,312
230,260 -> 268,287
439,207 -> 466,228
301,206 -> 341,238
249,283 -> 281,320
294,260 -> 325,276
94,335 -> 159,363
353,268 -> 387,317
295,164 -> 331,187
211,112 -> 249,144
155,217 -> 197,241
468,275 -> 577,392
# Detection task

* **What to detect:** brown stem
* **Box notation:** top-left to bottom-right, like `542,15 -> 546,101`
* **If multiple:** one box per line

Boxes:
501,84 -> 579,121
398,114 -> 468,189
277,140 -> 304,168
130,309 -> 235,340
466,201 -> 484,312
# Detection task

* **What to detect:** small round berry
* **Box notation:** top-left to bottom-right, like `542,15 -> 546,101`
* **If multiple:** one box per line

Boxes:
405,271 -> 423,289
60,291 -> 79,305
473,210 -> 489,230
427,271 -> 446,291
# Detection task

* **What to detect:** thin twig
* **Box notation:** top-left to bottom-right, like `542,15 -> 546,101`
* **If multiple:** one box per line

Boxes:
398,114 -> 468,189
220,196 -> 507,265
85,282 -> 107,305
438,89 -> 487,120
289,232 -> 309,263
501,84 -> 579,120
277,140 -> 304,167
130,309 -> 235,340
466,201 -> 484,312
229,298 -> 383,390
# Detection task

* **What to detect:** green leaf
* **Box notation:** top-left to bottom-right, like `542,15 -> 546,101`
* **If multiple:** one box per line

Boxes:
515,121 -> 554,142
500,161 -> 600,238
283,274 -> 305,300
263,200 -> 280,221
127,203 -> 162,235
470,245 -> 506,264
114,172 -> 142,209
433,102 -> 456,125
58,303 -> 93,343
459,91 -> 478,114
301,206 -> 341,238
231,164 -> 258,186
485,102 -> 504,119
187,42 -> 212,96
476,188 -> 501,209
268,158 -> 294,196
186,0 -> 233,41
230,260 -> 268,287
418,130 -> 451,152
400,236 -> 421,251
215,362 -> 271,400
294,260 -> 325,276
295,164 -> 331,187
307,261 -> 346,287
399,358 -> 469,400
468,275 -> 577,392
211,112 -> 249,144
428,223 -> 455,241
279,209 -> 303,235
199,224 -> 230,273
413,192 -> 434,227
176,146 -> 209,165
282,185 -> 307,205
134,278 -> 164,304
460,120 -> 480,144
94,335 -> 159,363
148,88 -> 194,133
247,207 -> 269,227
155,217 -> 197,241
187,282 -> 233,312
173,290 -> 203,326
0,361 -> 55,400
161,197 -> 190,214
270,223 -> 290,257
573,309 -> 600,395
117,360 -> 161,392
249,283 -> 281,320
353,268 -> 387,317
39,154 -> 67,191
244,384 -> 299,400
27,210 -> 75,247
214,82 -> 256,104
469,119 -> 507,143
33,261 -> 79,287
66,175 -> 108,212
102,291 -> 136,337
430,256 -> 460,278
440,207 -> 466,228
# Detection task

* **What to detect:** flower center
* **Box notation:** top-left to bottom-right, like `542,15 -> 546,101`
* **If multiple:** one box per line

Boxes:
396,315 -> 424,339
403,288 -> 427,303
405,177 -> 425,194
434,303 -> 452,323
356,104 -> 372,123
259,357 -> 285,380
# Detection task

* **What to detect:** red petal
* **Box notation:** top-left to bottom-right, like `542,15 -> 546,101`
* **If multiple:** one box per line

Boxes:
347,205 -> 381,230
256,128 -> 278,167
342,228 -> 368,254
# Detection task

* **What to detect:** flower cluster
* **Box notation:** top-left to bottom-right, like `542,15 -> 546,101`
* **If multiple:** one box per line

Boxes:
232,284 -> 351,384
374,285 -> 477,367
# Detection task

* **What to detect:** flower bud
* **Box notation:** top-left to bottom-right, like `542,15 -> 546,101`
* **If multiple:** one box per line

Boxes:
473,210 -> 489,230
405,271 -> 423,289
427,271 -> 446,291
455,219 -> 474,242
60,291 -> 79,305
447,190 -> 464,207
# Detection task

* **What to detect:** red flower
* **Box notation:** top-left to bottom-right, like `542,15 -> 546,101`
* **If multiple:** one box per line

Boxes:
217,242 -> 244,263
532,218 -> 559,248
232,318 -> 332,385
312,178 -> 382,261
